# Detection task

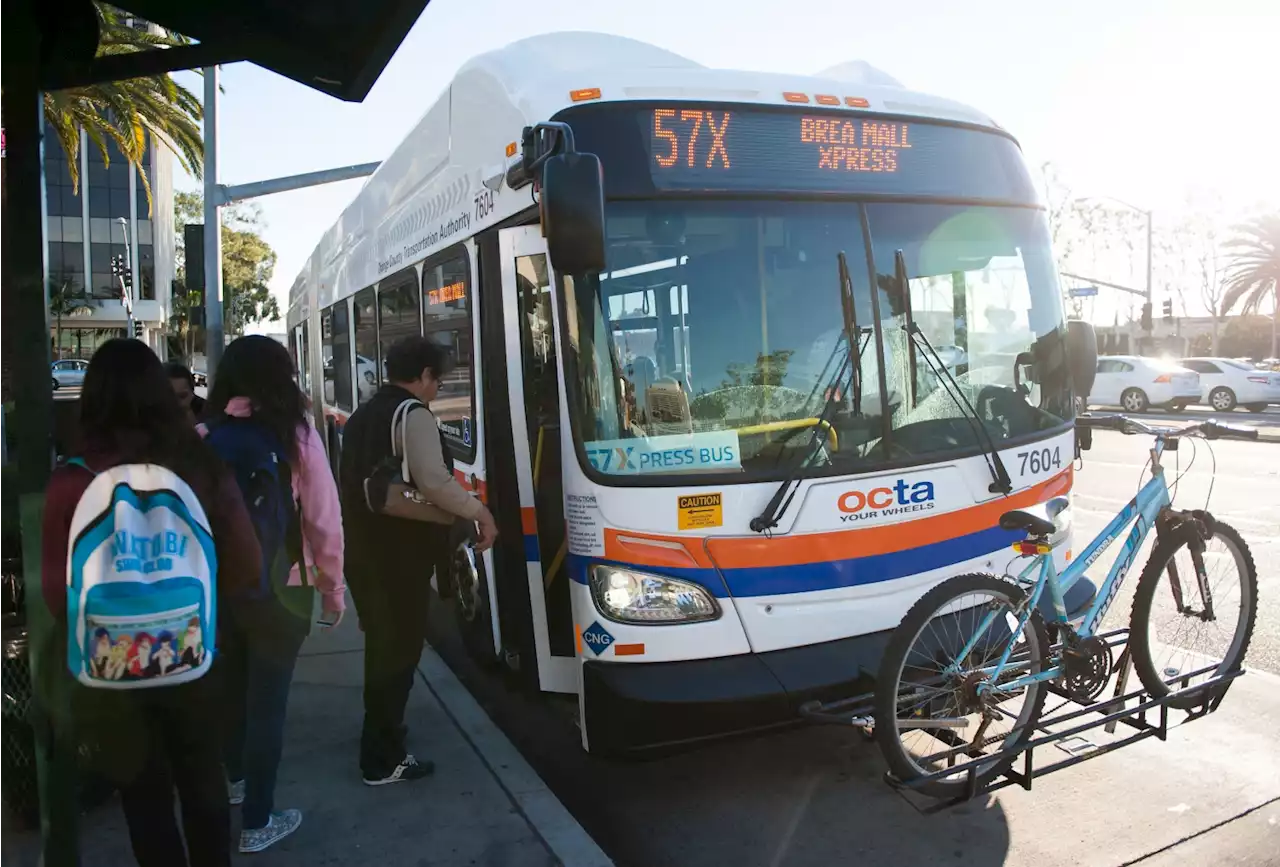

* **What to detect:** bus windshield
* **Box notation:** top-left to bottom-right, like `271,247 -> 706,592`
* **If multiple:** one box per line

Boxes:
562,199 -> 1071,481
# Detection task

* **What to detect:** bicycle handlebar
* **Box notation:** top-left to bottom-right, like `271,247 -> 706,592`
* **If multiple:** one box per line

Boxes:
1076,414 -> 1260,441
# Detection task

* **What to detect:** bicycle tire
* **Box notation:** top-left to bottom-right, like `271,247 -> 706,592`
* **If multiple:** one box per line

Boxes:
875,572 -> 1050,799
1128,519 -> 1257,710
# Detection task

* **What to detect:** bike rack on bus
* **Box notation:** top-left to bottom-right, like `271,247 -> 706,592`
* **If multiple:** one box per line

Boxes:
799,627 -> 1244,815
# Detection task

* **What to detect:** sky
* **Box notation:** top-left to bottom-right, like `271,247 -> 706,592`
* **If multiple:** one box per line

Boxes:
173,0 -> 1279,331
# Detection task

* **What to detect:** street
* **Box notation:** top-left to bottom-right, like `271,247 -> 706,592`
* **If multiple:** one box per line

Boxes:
429,432 -> 1280,867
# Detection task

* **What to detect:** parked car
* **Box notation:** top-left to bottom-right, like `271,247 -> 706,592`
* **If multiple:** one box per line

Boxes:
1179,357 -> 1280,412
50,359 -> 89,390
191,370 -> 208,388
1088,355 -> 1201,413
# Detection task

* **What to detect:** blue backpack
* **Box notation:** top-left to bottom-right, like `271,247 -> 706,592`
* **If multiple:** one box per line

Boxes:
204,419 -> 304,601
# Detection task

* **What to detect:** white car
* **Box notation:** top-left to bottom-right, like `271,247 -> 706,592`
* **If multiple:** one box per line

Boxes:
1179,357 -> 1280,412
51,359 -> 89,390
1088,355 -> 1201,413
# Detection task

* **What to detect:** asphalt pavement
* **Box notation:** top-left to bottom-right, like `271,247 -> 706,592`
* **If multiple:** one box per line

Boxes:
430,430 -> 1280,867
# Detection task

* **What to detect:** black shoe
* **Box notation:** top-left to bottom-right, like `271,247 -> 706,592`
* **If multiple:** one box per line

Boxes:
362,754 -> 435,786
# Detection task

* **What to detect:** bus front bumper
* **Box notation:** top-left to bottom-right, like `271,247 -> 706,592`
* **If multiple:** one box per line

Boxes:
582,628 -> 892,756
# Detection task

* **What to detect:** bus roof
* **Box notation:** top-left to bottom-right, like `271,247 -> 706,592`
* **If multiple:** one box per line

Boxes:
287,31 -> 1003,320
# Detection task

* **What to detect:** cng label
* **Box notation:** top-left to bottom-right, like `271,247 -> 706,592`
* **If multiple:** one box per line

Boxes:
581,621 -> 616,656
677,492 -> 723,531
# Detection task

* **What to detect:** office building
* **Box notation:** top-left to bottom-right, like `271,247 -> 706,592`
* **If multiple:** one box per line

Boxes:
44,121 -> 176,360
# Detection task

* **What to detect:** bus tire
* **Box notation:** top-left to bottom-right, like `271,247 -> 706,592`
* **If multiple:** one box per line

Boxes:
452,540 -> 499,668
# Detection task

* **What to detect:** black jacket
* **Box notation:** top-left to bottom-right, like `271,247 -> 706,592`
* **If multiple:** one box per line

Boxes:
339,385 -> 452,575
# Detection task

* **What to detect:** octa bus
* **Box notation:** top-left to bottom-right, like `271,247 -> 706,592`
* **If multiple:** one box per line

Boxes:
285,32 -> 1088,755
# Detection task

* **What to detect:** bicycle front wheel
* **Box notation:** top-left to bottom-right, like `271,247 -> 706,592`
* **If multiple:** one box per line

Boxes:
1129,518 -> 1257,709
875,573 -> 1050,799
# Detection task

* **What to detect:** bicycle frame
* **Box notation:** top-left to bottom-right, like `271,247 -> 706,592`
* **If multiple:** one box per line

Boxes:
956,440 -> 1174,693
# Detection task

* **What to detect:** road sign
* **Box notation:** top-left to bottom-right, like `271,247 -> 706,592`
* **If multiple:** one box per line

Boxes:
1069,286 -> 1099,298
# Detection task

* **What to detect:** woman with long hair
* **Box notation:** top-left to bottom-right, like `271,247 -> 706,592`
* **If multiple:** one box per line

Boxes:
203,335 -> 345,853
41,338 -> 262,867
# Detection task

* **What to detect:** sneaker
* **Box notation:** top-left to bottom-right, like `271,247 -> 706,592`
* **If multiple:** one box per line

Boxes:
239,809 -> 302,853
227,779 -> 245,806
362,754 -> 435,786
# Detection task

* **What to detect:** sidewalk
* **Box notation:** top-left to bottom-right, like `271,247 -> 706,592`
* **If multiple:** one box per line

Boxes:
3,615 -> 613,867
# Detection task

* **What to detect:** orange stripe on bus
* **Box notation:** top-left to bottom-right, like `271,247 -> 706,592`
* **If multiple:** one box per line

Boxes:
597,468 -> 1071,572
521,508 -> 538,535
709,469 -> 1072,569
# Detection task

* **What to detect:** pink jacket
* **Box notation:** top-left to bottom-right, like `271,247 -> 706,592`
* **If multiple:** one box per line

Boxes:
201,397 -> 346,612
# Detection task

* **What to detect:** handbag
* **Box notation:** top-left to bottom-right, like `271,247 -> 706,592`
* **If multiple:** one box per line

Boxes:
362,399 -> 455,525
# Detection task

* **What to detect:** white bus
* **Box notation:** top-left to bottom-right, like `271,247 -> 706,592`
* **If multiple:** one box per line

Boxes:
286,32 -> 1092,755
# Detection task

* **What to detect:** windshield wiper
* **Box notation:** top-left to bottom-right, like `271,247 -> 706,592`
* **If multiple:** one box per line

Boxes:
751,252 -> 860,533
895,249 -> 1013,495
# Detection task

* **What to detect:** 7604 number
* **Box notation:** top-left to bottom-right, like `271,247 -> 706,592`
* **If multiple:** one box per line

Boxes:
1017,446 -> 1061,476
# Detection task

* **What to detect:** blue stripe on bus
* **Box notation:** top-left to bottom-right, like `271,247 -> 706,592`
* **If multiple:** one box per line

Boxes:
523,534 -> 540,562
567,524 -> 1021,599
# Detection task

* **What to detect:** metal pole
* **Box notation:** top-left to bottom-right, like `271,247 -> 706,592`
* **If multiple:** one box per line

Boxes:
3,5 -> 79,860
117,217 -> 134,334
1145,210 -> 1153,303
203,66 -> 224,374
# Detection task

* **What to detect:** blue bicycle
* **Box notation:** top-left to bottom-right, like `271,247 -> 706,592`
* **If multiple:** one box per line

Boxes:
875,415 -> 1259,798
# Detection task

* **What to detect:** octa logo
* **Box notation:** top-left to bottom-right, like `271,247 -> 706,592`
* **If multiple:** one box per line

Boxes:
838,479 -> 935,513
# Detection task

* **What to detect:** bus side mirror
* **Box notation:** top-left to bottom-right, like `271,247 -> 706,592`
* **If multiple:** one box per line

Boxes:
541,152 -> 606,275
1066,319 -> 1097,404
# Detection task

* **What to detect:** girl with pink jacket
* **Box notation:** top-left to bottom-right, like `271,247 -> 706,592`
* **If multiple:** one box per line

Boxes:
202,335 -> 345,854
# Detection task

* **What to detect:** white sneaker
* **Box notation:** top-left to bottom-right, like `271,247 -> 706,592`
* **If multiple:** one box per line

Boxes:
228,779 -> 245,806
238,809 -> 302,853
362,754 -> 435,786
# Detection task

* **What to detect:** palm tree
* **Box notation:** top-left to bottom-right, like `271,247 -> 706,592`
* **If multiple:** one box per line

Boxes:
1221,214 -> 1280,359
0,2 -> 202,399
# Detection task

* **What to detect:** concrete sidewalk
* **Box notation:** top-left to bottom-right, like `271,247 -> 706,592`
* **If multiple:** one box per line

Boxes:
3,616 -> 612,867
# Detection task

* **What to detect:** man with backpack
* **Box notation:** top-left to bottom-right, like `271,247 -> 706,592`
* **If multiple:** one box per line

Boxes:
339,337 -> 496,785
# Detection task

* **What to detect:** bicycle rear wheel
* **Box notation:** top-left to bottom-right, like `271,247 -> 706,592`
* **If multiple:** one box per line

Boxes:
1129,518 -> 1257,709
875,573 -> 1050,799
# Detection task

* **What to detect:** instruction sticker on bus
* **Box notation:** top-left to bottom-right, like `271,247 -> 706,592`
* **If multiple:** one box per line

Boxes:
585,431 -> 741,475
677,493 -> 723,531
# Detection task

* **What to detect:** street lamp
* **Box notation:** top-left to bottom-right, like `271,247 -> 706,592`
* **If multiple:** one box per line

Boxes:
116,216 -> 135,334
1077,195 -> 1153,318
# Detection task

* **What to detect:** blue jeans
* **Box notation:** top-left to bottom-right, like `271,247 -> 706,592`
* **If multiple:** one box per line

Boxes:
219,594 -> 310,830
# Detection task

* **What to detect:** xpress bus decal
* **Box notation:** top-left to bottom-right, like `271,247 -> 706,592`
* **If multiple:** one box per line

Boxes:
585,431 -> 741,475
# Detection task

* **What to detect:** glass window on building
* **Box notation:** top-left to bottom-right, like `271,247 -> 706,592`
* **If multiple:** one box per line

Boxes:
138,244 -> 155,301
50,242 -> 86,295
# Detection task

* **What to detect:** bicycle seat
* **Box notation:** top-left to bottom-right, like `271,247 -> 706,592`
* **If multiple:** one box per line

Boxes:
999,510 -> 1056,537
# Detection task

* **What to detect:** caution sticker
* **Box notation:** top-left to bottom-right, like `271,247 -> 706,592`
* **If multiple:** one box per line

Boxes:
677,493 -> 723,531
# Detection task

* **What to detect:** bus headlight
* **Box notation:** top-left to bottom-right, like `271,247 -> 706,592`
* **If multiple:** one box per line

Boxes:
589,565 -> 720,624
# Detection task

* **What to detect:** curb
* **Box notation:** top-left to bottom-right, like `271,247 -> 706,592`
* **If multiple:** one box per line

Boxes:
416,646 -> 614,867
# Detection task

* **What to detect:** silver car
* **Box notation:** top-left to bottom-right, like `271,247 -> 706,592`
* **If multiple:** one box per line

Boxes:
51,359 -> 89,390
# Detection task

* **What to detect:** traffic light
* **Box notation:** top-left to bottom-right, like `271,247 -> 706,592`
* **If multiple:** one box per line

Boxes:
1140,302 -> 1153,332
1162,299 -> 1173,322
132,321 -> 143,338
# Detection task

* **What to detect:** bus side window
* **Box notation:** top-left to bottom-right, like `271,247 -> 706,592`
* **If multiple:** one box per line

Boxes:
377,267 -> 422,380
422,250 -> 476,462
353,286 -> 379,404
323,301 -> 354,411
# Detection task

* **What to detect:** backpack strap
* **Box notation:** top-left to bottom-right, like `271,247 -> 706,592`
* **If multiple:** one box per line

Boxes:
66,456 -> 95,474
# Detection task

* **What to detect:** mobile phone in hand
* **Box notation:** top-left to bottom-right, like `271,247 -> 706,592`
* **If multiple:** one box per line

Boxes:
316,617 -> 337,629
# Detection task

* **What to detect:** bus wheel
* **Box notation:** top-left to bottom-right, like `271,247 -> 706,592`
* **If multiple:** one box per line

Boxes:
452,541 -> 498,668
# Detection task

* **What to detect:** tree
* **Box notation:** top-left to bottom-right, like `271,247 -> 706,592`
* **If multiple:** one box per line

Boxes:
0,2 -> 202,399
48,281 -> 92,360
1221,214 -> 1280,359
171,191 -> 280,353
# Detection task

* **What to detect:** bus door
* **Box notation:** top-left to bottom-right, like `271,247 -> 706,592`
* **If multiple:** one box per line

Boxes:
498,226 -> 576,694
